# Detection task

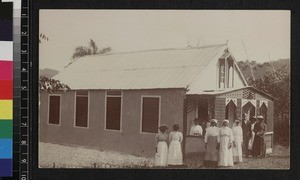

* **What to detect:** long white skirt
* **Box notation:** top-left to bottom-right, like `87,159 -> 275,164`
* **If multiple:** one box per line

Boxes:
167,140 -> 183,165
233,138 -> 243,163
154,141 -> 168,167
218,137 -> 234,167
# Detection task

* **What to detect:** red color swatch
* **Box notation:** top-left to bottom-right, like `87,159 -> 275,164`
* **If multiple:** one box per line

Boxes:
0,80 -> 12,99
0,61 -> 12,80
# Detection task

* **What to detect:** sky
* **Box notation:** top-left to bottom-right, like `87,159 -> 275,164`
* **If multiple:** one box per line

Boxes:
39,10 -> 290,71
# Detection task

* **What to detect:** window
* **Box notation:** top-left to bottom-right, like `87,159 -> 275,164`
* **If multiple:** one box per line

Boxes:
141,96 -> 160,133
105,91 -> 122,130
75,91 -> 89,128
48,95 -> 61,125
227,59 -> 234,88
219,59 -> 225,89
219,57 -> 235,89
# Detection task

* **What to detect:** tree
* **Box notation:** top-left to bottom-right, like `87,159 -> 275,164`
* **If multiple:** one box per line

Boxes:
39,34 -> 70,93
249,64 -> 290,142
39,33 -> 49,43
89,39 -> 98,54
39,76 -> 71,93
72,39 -> 111,60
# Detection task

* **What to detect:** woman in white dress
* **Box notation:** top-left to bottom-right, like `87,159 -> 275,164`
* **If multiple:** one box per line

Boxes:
232,119 -> 243,163
167,124 -> 183,166
154,124 -> 169,167
218,120 -> 234,167
189,118 -> 203,136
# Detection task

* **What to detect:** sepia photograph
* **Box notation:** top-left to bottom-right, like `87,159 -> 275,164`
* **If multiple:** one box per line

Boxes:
38,10 -> 290,169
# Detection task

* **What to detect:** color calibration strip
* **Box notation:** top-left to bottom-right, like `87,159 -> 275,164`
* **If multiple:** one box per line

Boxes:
0,2 -> 13,177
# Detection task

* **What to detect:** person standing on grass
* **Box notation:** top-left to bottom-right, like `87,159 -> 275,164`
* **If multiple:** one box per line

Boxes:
203,119 -> 220,168
218,119 -> 234,167
154,124 -> 169,167
232,119 -> 243,163
252,115 -> 267,158
167,124 -> 183,166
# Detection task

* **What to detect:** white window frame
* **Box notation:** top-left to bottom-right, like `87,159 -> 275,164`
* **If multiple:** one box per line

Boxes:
47,94 -> 62,126
140,95 -> 161,134
74,91 -> 90,129
104,91 -> 123,132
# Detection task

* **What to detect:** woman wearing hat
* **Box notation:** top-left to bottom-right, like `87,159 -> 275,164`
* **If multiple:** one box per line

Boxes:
154,124 -> 169,167
167,124 -> 183,166
203,119 -> 220,168
252,115 -> 267,158
232,119 -> 243,163
218,119 -> 234,167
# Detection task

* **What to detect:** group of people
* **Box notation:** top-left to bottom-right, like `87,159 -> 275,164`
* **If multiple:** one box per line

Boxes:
203,115 -> 268,168
203,118 -> 242,167
154,115 -> 267,168
154,124 -> 184,167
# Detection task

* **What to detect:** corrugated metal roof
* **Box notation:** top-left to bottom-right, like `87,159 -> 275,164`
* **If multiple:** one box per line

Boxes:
53,44 -> 227,90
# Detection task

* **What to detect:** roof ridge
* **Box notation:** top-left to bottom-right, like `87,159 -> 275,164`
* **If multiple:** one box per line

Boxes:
62,64 -> 206,73
86,43 -> 227,57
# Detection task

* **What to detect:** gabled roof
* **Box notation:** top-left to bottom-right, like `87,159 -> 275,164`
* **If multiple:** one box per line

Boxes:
53,44 -> 243,91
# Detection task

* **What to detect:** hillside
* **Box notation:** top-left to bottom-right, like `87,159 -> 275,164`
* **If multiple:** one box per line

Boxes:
237,58 -> 290,82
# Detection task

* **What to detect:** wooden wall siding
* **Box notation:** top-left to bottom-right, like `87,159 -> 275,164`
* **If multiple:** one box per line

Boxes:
214,97 -> 226,124
106,97 -> 121,130
141,97 -> 160,133
49,96 -> 60,124
267,101 -> 274,132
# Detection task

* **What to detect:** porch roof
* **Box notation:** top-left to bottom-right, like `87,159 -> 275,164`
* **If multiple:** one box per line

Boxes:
187,86 -> 276,101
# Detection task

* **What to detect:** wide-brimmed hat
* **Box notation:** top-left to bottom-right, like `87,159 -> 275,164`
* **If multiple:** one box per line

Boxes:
210,119 -> 218,124
256,115 -> 264,119
159,124 -> 168,130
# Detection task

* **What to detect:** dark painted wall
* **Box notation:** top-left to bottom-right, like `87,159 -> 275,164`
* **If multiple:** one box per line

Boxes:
40,89 -> 185,157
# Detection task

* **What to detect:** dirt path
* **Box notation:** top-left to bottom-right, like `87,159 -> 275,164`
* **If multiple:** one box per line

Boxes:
230,144 -> 290,169
39,142 -> 289,169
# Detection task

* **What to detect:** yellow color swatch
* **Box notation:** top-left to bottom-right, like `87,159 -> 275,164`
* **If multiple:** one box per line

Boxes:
0,100 -> 13,119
